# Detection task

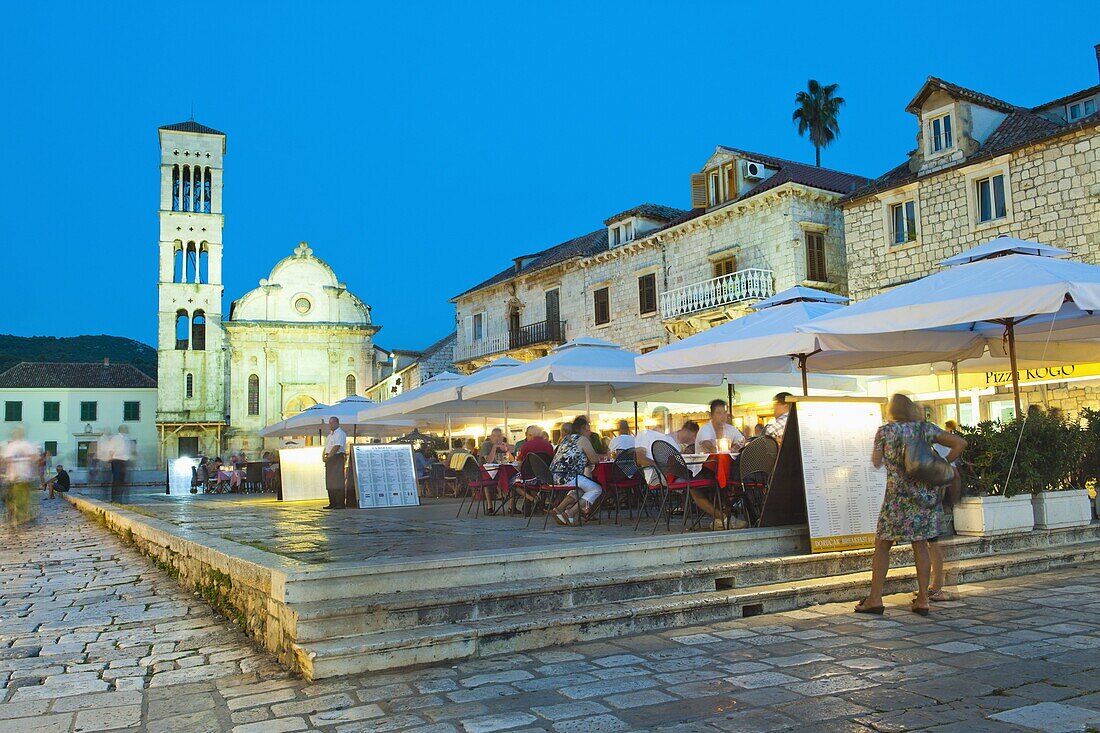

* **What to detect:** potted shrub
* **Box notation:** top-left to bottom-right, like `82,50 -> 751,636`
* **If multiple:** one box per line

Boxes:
954,419 -> 1035,536
1026,409 -> 1092,530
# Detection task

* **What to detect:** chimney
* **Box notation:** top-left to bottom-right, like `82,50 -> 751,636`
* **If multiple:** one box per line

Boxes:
1094,44 -> 1100,81
103,357 -> 110,366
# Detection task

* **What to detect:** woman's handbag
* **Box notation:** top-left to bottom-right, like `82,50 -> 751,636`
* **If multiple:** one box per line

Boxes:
903,422 -> 956,486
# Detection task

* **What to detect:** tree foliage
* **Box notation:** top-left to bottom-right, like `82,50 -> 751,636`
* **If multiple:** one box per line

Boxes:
792,80 -> 845,167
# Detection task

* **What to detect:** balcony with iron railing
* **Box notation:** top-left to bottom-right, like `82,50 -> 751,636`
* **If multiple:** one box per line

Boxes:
455,319 -> 566,362
660,268 -> 774,320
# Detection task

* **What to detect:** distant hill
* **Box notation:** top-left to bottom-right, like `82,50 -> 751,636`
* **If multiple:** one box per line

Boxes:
0,335 -> 157,379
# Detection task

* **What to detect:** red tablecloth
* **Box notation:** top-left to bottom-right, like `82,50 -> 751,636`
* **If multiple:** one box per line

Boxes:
493,463 -> 519,494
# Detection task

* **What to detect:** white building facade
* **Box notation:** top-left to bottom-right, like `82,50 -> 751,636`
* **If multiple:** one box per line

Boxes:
0,362 -> 158,478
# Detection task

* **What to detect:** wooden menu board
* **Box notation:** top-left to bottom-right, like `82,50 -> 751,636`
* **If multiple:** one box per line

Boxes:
351,444 -> 421,509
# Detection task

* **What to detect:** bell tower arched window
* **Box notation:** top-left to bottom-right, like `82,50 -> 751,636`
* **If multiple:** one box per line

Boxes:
203,167 -> 212,213
175,310 -> 189,350
192,165 -> 202,213
345,374 -> 356,397
172,245 -> 184,283
181,165 -> 191,212
172,165 -> 181,211
247,374 -> 260,415
185,373 -> 194,398
192,311 -> 206,351
185,242 -> 199,284
198,245 -> 209,284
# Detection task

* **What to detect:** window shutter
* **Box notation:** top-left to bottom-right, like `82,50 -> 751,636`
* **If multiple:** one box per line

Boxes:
463,316 -> 473,341
690,173 -> 708,209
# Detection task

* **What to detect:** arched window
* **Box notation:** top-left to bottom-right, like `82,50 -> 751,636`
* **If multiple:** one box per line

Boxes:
247,374 -> 260,415
192,165 -> 202,213
186,242 -> 199,284
192,310 -> 206,351
203,167 -> 212,213
181,165 -> 191,212
172,245 -> 184,283
171,165 -> 181,211
185,373 -> 194,398
345,374 -> 356,397
198,245 -> 209,284
175,310 -> 189,350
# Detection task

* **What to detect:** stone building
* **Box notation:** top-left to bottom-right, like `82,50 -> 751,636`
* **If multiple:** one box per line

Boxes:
843,45 -> 1100,420
452,148 -> 866,372
365,333 -> 456,403
154,122 -> 379,459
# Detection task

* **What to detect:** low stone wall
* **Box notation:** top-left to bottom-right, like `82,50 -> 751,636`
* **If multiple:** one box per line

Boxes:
62,493 -> 305,676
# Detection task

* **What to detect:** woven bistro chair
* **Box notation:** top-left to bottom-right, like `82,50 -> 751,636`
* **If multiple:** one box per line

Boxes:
648,440 -> 720,534
597,449 -> 644,524
729,435 -> 779,526
524,453 -> 588,529
456,457 -> 499,518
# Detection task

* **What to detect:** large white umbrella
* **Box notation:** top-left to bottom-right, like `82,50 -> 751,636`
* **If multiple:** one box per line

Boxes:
261,396 -> 415,438
802,237 -> 1100,416
459,338 -> 722,414
635,286 -> 985,395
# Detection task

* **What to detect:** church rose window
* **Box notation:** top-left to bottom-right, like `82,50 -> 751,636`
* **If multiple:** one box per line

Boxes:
295,297 -> 311,314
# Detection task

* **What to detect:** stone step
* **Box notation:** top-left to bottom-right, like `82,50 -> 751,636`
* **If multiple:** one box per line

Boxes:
294,538 -> 1100,680
290,522 -> 1100,642
277,525 -> 811,603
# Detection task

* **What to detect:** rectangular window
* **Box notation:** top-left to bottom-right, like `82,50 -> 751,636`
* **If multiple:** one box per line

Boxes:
43,401 -> 60,422
891,200 -> 917,244
1069,103 -> 1082,120
80,401 -> 97,421
472,313 -> 484,341
976,174 -> 1007,222
708,171 -> 721,206
1085,99 -> 1096,115
123,401 -> 140,421
638,274 -> 657,315
594,287 -> 611,326
4,401 -> 21,422
930,113 -> 953,152
805,232 -> 828,282
44,440 -> 58,458
712,256 -> 738,278
610,227 -> 619,246
724,164 -> 736,200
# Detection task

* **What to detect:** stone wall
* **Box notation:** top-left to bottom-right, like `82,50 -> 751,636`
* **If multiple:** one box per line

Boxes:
844,125 -> 1100,301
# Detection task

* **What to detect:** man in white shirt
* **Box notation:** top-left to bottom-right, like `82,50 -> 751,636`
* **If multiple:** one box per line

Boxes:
3,427 -> 41,527
323,417 -> 349,509
607,420 -> 635,454
695,400 -> 745,453
634,422 -> 699,487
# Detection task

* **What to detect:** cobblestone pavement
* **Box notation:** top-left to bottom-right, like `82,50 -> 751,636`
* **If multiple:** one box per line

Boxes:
5,501 -> 1100,732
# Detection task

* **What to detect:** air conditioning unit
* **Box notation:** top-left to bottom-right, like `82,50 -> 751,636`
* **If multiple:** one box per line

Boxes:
742,160 -> 766,179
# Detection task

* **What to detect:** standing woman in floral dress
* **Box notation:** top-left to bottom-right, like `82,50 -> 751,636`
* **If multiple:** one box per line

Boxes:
855,394 -> 966,616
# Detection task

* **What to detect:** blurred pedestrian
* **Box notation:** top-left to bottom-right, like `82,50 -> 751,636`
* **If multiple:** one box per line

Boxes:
322,416 -> 348,509
106,426 -> 134,501
3,426 -> 41,528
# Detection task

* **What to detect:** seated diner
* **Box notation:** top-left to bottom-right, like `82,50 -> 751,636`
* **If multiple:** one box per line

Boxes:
549,415 -> 602,526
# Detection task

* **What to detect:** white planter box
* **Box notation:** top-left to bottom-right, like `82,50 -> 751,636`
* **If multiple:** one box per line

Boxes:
1032,489 -> 1093,530
953,495 -> 1035,537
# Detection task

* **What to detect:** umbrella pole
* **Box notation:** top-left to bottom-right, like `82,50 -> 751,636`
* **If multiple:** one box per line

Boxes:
1006,320 -> 1023,418
446,415 -> 452,446
952,361 -> 962,424
504,402 -> 509,443
585,383 -> 591,418
633,401 -> 639,434
798,355 -> 810,396
727,382 -> 733,407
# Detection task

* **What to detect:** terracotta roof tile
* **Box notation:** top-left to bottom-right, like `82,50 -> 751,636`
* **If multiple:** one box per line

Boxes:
0,362 -> 157,389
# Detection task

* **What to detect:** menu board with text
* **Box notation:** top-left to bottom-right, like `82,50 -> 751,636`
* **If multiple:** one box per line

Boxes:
796,400 -> 886,553
352,444 -> 421,509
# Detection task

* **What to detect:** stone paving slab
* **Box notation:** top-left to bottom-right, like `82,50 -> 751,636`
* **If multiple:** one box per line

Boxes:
4,500 -> 1100,732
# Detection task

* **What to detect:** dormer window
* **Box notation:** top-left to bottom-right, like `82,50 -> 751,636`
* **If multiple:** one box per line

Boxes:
1068,99 -> 1096,120
608,219 -> 635,247
929,112 -> 954,154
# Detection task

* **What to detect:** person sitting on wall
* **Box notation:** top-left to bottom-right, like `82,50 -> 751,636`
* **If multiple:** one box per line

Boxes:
44,464 -> 70,499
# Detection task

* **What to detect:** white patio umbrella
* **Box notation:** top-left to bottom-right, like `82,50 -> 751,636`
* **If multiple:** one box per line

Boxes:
261,396 -> 415,439
459,338 -> 723,415
635,286 -> 986,395
802,237 -> 1100,416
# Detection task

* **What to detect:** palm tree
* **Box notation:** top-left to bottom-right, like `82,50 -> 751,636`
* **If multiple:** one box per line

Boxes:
792,80 -> 845,167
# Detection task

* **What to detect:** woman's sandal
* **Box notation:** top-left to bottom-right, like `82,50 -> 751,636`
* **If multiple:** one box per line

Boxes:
928,589 -> 952,602
551,510 -> 568,526
854,599 -> 885,615
911,601 -> 930,616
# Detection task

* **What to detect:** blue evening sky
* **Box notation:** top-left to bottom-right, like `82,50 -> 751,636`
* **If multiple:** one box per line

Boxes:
3,2 -> 1098,351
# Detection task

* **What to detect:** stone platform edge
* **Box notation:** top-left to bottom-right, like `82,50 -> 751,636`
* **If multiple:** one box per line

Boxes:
62,493 -> 307,675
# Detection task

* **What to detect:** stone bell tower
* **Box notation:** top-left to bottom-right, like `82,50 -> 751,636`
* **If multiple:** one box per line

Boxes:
154,120 -> 228,460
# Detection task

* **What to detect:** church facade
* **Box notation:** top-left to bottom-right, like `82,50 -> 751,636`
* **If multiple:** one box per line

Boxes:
155,121 -> 378,459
